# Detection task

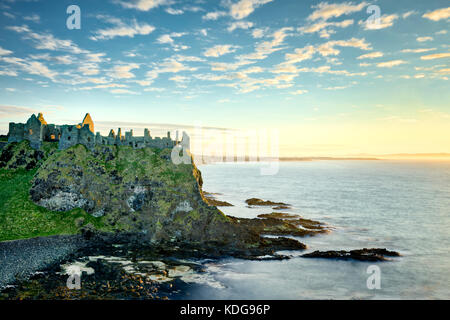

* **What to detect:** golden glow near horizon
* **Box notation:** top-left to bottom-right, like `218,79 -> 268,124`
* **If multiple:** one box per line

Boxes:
187,110 -> 450,158
277,115 -> 450,157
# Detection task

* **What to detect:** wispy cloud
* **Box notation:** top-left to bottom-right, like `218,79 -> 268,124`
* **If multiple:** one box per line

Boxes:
0,46 -> 13,56
316,38 -> 372,57
202,11 -> 227,20
7,25 -> 86,54
204,45 -> 239,57
165,7 -> 183,15
377,60 -> 406,68
91,17 -> 155,40
417,36 -> 433,42
299,19 -> 353,38
290,89 -> 308,95
307,1 -> 367,21
420,53 -> 450,60
360,14 -> 399,30
238,27 -> 293,61
357,51 -> 383,59
228,0 -> 273,20
401,48 -> 436,53
0,105 -> 36,118
156,32 -> 188,51
115,0 -> 172,12
109,63 -> 140,79
23,14 -> 40,23
1,55 -> 58,79
110,88 -> 139,94
228,21 -> 254,32
422,7 -> 450,21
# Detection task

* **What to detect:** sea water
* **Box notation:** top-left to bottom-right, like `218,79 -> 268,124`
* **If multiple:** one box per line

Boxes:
181,160 -> 450,299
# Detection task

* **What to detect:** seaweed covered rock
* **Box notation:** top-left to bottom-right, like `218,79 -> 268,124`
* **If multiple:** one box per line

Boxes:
302,248 -> 400,261
230,214 -> 329,237
245,198 -> 290,207
29,145 -> 256,245
0,141 -> 56,170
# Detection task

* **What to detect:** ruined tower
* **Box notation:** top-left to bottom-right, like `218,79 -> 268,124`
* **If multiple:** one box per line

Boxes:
8,113 -> 48,149
78,113 -> 94,133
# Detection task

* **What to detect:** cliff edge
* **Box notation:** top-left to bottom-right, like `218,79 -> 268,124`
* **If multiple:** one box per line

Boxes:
1,141 -> 310,259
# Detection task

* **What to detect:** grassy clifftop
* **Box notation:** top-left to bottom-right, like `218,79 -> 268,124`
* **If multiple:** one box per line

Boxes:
0,141 -> 109,241
0,168 -> 108,241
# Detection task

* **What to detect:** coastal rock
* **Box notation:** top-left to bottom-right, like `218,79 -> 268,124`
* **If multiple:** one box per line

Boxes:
302,248 -> 400,261
245,198 -> 290,207
231,213 -> 328,237
203,192 -> 233,207
257,212 -> 299,219
272,205 -> 291,210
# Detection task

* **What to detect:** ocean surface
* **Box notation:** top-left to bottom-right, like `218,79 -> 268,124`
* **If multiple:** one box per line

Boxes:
180,160 -> 450,300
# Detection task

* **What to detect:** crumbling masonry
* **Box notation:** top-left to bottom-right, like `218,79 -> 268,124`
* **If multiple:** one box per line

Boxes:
8,113 -> 190,151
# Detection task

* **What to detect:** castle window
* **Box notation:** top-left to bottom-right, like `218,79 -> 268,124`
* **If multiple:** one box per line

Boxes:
68,136 -> 71,141
29,129 -> 33,135
68,127 -> 72,132
88,137 -> 91,142
50,135 -> 55,140
129,142 -> 132,146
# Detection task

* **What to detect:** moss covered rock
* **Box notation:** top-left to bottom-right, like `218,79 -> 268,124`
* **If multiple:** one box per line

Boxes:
29,144 -> 249,244
0,141 -> 57,170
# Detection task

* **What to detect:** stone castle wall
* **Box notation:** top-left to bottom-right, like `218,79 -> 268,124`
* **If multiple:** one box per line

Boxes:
8,113 -> 186,151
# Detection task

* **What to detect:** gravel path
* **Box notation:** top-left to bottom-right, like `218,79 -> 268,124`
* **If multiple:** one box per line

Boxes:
0,235 -> 87,288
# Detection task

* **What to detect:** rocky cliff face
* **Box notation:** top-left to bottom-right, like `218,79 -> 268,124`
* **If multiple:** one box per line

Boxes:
29,144 -> 250,245
1,141 -> 313,259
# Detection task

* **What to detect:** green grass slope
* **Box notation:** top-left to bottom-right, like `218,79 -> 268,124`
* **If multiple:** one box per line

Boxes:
0,141 -> 111,242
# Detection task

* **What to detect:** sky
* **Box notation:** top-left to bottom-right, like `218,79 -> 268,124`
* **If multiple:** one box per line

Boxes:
0,0 -> 449,157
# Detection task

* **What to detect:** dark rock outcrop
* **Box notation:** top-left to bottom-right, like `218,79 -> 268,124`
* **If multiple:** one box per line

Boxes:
245,198 -> 290,207
231,214 -> 329,237
302,248 -> 400,261
203,192 -> 233,207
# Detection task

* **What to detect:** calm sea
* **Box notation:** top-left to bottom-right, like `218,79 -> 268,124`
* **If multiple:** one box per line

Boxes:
182,160 -> 450,299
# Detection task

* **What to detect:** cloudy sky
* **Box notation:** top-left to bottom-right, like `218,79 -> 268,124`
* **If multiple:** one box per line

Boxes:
0,0 -> 449,156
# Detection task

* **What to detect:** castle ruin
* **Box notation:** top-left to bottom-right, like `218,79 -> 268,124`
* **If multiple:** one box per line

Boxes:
7,113 -> 190,151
